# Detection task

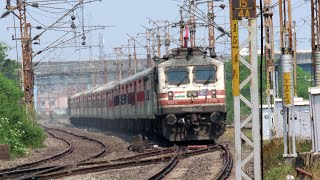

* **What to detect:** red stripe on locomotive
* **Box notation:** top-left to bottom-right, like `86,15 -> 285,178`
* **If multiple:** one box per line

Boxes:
160,98 -> 225,106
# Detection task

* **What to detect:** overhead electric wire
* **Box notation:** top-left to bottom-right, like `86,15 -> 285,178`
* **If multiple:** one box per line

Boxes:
32,0 -> 86,41
33,27 -> 103,69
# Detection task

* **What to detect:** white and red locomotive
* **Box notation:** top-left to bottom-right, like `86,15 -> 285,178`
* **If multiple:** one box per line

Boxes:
69,47 -> 226,141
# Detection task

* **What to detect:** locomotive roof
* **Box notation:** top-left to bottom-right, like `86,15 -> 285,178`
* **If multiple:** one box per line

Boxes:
158,47 -> 224,66
119,67 -> 154,85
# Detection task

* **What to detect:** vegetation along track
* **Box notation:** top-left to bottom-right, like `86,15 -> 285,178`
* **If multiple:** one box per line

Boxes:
0,126 -> 107,179
23,144 -> 232,180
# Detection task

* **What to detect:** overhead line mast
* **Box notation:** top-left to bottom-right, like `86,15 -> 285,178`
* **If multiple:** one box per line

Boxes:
16,0 -> 35,121
207,0 -> 215,57
279,0 -> 297,157
309,0 -> 320,154
264,0 -> 275,140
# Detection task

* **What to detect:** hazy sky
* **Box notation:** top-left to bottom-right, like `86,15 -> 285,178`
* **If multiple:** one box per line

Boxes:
0,0 -> 312,63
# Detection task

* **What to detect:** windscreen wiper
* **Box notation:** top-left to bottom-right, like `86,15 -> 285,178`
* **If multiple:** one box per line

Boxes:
177,76 -> 187,86
204,75 -> 213,85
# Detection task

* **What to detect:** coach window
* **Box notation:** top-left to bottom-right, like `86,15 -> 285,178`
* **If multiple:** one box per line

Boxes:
193,65 -> 217,84
166,67 -> 189,85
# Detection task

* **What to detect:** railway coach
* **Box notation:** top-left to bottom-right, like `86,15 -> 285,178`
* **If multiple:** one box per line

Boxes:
69,47 -> 227,141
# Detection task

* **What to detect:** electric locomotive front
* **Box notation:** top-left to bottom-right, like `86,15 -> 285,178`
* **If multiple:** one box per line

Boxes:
156,48 -> 226,141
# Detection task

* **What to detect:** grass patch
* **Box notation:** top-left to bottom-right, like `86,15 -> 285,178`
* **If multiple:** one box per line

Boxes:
264,165 -> 295,180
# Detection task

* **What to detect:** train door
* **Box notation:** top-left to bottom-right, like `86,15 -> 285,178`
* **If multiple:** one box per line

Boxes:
80,96 -> 83,117
144,74 -> 152,118
113,87 -> 120,119
127,83 -> 134,119
84,95 -> 88,118
134,81 -> 138,117
120,85 -> 126,119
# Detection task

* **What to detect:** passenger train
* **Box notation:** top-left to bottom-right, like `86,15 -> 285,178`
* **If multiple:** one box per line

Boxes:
69,47 -> 226,141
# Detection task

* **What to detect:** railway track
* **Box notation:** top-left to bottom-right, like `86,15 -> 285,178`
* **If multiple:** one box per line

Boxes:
149,144 -> 233,180
0,126 -> 107,179
21,144 -> 232,180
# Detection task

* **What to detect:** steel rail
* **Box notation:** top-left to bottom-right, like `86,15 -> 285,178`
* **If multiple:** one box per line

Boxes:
27,155 -> 174,179
0,129 -> 72,177
43,127 -> 108,162
80,147 -> 176,166
215,144 -> 233,180
1,126 -> 107,179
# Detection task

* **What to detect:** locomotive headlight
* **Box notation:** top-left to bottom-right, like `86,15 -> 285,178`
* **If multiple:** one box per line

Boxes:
168,91 -> 174,100
212,89 -> 216,98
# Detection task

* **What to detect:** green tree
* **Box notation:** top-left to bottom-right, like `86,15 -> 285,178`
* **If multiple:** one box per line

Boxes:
224,57 -> 309,124
0,43 -> 20,81
296,66 -> 311,99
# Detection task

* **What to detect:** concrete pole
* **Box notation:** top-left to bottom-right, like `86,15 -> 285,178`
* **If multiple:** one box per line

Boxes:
133,39 -> 137,74
309,0 -> 320,154
179,7 -> 184,47
279,0 -> 296,157
207,0 -> 215,55
146,30 -> 151,67
127,40 -> 132,76
157,28 -> 161,58
190,0 -> 196,48
165,21 -> 170,54
104,60 -> 108,84
264,0 -> 275,139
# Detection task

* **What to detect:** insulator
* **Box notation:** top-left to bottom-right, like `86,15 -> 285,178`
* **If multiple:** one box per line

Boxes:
1,11 -> 10,18
218,26 -> 225,33
82,41 -> 86,46
31,3 -> 39,8
165,38 -> 170,46
219,4 -> 225,9
35,26 -> 42,30
314,51 -> 320,86
33,34 -> 40,40
71,22 -> 76,29
71,15 -> 76,21
189,27 -> 196,33
82,36 -> 86,40
6,0 -> 10,10
179,20 -> 185,28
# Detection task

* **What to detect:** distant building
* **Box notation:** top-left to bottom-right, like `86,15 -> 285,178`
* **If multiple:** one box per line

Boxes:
34,59 -> 147,116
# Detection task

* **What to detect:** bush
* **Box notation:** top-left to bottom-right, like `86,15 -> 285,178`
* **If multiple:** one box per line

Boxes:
0,118 -> 26,154
0,73 -> 45,155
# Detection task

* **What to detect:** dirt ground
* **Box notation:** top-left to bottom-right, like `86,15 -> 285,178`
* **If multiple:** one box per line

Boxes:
1,119 -> 237,179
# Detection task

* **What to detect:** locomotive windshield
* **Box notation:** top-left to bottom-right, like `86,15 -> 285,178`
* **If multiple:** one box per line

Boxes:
193,66 -> 217,84
166,67 -> 189,85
